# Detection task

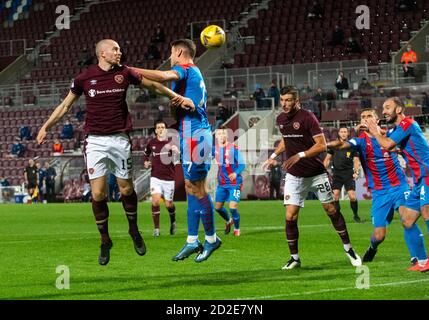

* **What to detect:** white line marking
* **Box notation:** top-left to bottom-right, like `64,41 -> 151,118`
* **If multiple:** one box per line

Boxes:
0,224 -> 332,244
237,278 -> 429,300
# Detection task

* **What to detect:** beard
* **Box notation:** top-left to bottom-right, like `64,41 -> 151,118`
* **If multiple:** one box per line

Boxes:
385,113 -> 397,124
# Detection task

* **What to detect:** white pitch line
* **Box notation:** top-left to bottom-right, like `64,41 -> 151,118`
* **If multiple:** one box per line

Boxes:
0,224 -> 333,243
237,278 -> 429,300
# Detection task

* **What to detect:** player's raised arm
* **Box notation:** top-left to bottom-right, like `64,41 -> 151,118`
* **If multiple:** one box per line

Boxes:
131,67 -> 180,83
140,77 -> 195,112
37,91 -> 79,145
366,117 -> 397,150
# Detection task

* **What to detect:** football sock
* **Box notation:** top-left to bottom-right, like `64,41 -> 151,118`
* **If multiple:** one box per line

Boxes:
198,194 -> 217,243
216,207 -> 230,222
370,235 -> 383,250
167,205 -> 176,224
285,219 -> 299,255
404,223 -> 427,261
350,200 -> 359,217
152,205 -> 161,229
291,254 -> 300,260
334,200 -> 341,212
230,208 -> 240,230
121,191 -> 139,236
92,198 -> 111,243
328,211 -> 351,245
187,194 -> 200,239
187,235 -> 198,243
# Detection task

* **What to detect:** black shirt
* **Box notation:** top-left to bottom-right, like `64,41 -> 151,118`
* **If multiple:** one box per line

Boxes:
24,166 -> 38,184
327,147 -> 358,174
45,167 -> 57,184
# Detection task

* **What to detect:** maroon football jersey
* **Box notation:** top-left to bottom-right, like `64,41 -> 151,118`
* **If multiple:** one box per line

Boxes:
276,108 -> 326,178
143,138 -> 176,181
71,64 -> 142,135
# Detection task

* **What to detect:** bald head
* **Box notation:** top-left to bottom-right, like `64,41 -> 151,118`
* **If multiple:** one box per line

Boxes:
95,39 -> 122,68
95,39 -> 117,58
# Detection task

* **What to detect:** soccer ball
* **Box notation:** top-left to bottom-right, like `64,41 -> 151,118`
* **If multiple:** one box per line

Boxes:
200,25 -> 226,49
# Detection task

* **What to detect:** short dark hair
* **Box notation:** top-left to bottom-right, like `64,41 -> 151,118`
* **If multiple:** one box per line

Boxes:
154,120 -> 167,129
280,86 -> 299,100
361,107 -> 379,118
388,97 -> 405,111
339,126 -> 349,131
171,39 -> 196,59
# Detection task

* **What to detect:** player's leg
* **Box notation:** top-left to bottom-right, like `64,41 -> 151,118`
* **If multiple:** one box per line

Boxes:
282,173 -> 306,270
172,168 -> 204,261
85,136 -> 115,265
164,200 -> 176,235
362,193 -> 392,262
315,174 -> 361,266
117,177 -> 146,256
215,186 -> 233,234
188,179 -> 222,263
363,227 -> 387,262
90,175 -> 113,265
419,205 -> 429,272
282,205 -> 301,269
332,189 -> 341,212
109,133 -> 145,256
151,192 -> 162,237
161,179 -> 176,235
398,206 -> 427,269
331,175 -> 342,212
345,179 -> 361,223
229,187 -> 242,236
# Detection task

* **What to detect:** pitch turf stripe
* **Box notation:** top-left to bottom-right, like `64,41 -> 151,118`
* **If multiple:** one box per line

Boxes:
237,278 -> 429,300
0,224 -> 333,241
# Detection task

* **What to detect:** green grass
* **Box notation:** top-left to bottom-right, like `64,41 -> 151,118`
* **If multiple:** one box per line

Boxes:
0,200 -> 428,300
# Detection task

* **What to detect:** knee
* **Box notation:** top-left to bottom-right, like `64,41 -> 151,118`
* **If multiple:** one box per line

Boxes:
323,203 -> 337,215
92,190 -> 106,201
152,199 -> 160,207
401,219 -> 414,229
374,232 -> 385,242
119,185 -> 133,197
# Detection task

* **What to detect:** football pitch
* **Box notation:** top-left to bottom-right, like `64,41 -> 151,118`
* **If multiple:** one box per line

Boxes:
0,200 -> 428,300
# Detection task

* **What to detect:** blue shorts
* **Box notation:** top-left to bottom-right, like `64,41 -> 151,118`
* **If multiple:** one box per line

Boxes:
181,128 -> 212,182
405,177 -> 429,212
371,184 -> 410,228
215,185 -> 242,203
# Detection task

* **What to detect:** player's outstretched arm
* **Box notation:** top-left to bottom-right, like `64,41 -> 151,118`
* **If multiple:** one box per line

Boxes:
366,118 -> 396,150
37,91 -> 79,145
131,67 -> 179,83
327,139 -> 351,150
140,78 -> 195,111
262,139 -> 285,170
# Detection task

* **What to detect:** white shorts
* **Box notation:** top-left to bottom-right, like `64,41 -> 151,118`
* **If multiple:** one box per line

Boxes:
84,133 -> 132,180
283,173 -> 334,208
150,177 -> 175,201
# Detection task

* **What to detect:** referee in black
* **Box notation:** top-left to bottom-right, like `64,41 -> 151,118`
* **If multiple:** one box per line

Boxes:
324,127 -> 362,223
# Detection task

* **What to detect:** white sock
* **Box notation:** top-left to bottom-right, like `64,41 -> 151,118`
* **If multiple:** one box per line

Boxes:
205,234 -> 217,244
292,254 -> 299,260
343,244 -> 352,251
418,259 -> 428,265
187,235 -> 198,243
